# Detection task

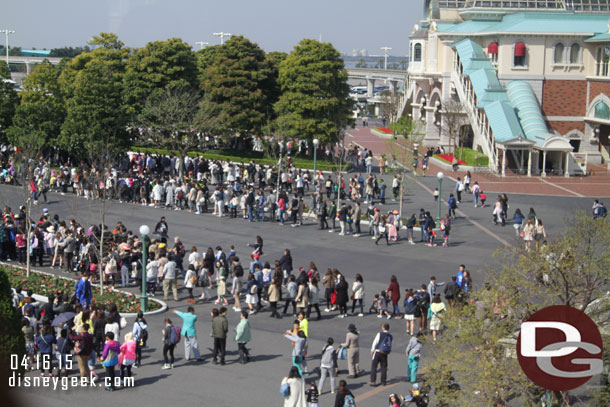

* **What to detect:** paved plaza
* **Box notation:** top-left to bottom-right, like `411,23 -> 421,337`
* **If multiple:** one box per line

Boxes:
1,147 -> 596,406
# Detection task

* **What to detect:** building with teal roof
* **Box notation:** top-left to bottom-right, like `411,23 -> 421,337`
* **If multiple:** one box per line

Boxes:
406,0 -> 610,176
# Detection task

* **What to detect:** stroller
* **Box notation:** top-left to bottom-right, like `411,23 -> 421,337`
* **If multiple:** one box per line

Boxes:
399,383 -> 430,407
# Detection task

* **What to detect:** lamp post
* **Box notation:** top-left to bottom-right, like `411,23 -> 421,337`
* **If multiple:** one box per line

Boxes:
313,138 -> 319,176
195,41 -> 209,50
213,32 -> 232,45
381,46 -> 392,70
0,29 -> 15,65
436,172 -> 444,223
139,224 -> 150,312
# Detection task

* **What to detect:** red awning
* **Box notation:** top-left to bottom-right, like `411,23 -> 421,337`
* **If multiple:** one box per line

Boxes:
488,42 -> 498,54
515,42 -> 526,57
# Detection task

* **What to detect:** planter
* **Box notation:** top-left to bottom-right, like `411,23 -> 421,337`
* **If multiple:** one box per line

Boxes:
3,264 -> 166,316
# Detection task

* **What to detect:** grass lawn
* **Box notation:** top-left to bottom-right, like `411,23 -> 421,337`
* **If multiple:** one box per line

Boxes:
130,147 -> 351,172
435,148 -> 489,167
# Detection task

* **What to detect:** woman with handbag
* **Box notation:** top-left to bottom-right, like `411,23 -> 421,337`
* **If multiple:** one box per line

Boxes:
341,323 -> 360,378
429,294 -> 446,342
534,218 -> 547,251
350,274 -> 365,317
375,216 -> 389,246
184,264 -> 198,304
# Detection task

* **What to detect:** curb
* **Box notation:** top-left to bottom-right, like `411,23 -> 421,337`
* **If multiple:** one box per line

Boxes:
3,262 -> 168,317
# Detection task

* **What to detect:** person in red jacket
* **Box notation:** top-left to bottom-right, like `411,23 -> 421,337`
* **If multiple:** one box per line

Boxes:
387,275 -> 401,318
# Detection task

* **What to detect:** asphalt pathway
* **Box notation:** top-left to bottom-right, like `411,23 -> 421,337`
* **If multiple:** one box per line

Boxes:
0,175 -> 591,407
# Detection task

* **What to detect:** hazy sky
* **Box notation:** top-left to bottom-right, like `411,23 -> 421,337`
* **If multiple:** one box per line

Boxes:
2,0 -> 424,56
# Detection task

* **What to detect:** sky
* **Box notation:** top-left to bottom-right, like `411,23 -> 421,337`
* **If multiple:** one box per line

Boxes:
2,0 -> 424,56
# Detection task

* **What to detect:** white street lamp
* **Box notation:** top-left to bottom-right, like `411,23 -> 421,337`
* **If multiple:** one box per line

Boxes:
381,46 -> 392,70
213,32 -> 232,45
139,224 -> 150,311
313,138 -> 319,175
436,172 -> 444,222
195,41 -> 209,50
0,29 -> 16,65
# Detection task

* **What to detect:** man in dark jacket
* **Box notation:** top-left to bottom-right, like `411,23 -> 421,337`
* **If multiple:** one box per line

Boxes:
444,276 -> 460,307
211,307 -> 229,365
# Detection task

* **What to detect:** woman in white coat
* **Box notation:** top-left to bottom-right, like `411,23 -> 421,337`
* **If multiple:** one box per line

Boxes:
281,366 -> 306,407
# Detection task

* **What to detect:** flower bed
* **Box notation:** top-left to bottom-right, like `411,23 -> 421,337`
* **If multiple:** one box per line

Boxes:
4,265 -> 161,313
375,128 -> 393,134
435,154 -> 467,165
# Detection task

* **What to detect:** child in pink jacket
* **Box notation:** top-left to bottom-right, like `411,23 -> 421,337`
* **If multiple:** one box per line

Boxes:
119,332 -> 137,385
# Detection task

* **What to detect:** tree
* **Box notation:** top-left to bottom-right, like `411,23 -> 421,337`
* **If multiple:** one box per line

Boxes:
59,33 -> 129,156
0,61 -> 18,142
124,38 -> 198,116
427,212 -> 610,407
400,60 -> 408,70
355,58 -> 368,68
201,36 -> 272,137
195,44 -> 222,85
139,86 -> 219,180
49,46 -> 90,58
275,39 -> 354,146
6,62 -> 65,148
378,89 -> 401,124
264,51 -> 288,118
375,58 -> 384,69
439,99 -> 467,155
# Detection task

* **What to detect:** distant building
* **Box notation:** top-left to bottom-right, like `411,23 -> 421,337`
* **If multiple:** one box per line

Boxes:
359,49 -> 368,57
407,1 -> 610,176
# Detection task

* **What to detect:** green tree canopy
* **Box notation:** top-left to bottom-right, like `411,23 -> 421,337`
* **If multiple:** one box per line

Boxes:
427,212 -> 610,407
59,33 -> 128,157
0,62 -> 18,141
124,38 -> 198,116
196,44 -> 222,85
7,62 -> 65,148
201,35 -> 272,136
274,39 -> 353,145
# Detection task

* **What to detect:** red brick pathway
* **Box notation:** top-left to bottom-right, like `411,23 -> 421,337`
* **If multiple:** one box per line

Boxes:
346,126 -> 610,197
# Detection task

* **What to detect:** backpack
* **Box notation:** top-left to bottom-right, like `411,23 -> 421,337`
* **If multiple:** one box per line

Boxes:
344,394 -> 356,407
137,322 -> 148,346
280,381 -> 291,397
170,325 -> 181,344
378,332 -> 392,354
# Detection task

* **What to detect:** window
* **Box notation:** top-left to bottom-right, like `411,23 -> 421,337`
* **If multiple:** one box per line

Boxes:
488,42 -> 498,63
596,47 -> 610,76
569,43 -> 581,65
514,41 -> 526,67
595,102 -> 610,120
414,43 -> 422,62
553,42 -> 565,64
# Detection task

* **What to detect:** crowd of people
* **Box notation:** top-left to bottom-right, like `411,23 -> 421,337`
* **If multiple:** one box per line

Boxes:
4,143 -> 590,407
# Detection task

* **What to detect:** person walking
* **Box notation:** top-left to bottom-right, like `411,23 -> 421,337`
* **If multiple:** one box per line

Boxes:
318,337 -> 338,395
212,307 -> 229,365
172,307 -> 203,361
341,324 -> 360,378
235,310 -> 252,364
429,294 -> 446,342
306,277 -> 322,320
162,255 -> 179,301
535,218 -> 547,250
284,329 -> 308,377
334,380 -> 355,407
119,332 -> 137,385
101,332 -> 120,391
335,275 -> 349,318
369,323 -> 392,386
281,366 -> 307,407
268,276 -> 282,318
161,318 -> 177,369
405,332 -> 423,383
522,219 -> 535,251
387,275 -> 401,318
68,323 -> 93,379
350,274 -> 365,317
322,269 -> 336,312
513,208 -> 524,236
